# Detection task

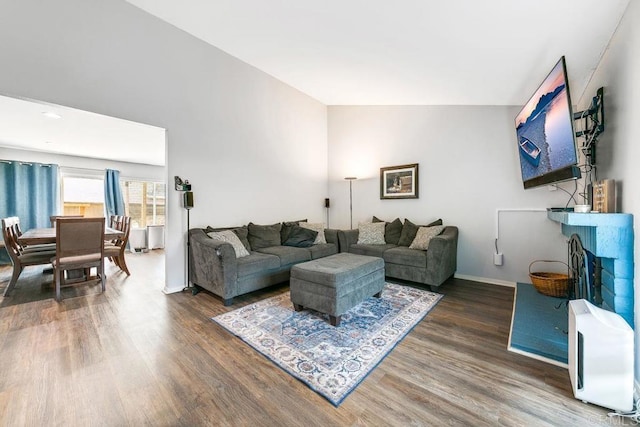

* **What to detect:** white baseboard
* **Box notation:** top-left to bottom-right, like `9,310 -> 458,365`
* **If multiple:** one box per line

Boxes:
454,273 -> 515,288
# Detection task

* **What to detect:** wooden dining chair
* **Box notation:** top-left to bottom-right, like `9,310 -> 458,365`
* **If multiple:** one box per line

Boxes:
10,217 -> 56,253
1,217 -> 56,297
104,216 -> 131,275
51,217 -> 105,302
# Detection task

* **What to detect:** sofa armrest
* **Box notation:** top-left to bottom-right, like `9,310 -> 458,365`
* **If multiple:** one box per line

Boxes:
426,226 -> 458,285
337,229 -> 359,253
189,229 -> 238,297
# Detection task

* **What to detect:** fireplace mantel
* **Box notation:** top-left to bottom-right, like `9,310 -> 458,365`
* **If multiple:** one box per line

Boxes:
548,211 -> 634,327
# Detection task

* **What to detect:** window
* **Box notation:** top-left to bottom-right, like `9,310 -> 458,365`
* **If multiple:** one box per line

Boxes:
62,176 -> 105,217
123,181 -> 165,228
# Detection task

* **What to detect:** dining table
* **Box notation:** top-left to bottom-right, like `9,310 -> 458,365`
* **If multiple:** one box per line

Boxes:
17,226 -> 125,281
17,226 -> 123,246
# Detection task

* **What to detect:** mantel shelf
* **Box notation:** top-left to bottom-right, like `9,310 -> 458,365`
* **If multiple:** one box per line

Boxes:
547,211 -> 633,228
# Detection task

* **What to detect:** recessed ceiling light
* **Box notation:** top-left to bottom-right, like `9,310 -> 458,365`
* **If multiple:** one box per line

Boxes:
45,141 -> 54,144
42,111 -> 62,119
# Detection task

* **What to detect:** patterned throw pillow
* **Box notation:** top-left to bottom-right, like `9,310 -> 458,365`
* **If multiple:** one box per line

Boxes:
299,222 -> 326,244
409,225 -> 445,250
207,230 -> 250,258
357,222 -> 386,245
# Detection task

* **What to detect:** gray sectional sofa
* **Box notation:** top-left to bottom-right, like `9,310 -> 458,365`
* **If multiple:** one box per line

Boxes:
338,218 -> 458,291
189,222 -> 339,305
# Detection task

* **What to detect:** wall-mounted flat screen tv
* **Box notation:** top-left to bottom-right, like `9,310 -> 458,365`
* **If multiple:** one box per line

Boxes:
515,56 -> 580,189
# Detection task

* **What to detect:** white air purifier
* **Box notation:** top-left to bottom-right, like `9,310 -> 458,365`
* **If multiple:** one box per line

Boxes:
147,225 -> 165,249
568,299 -> 633,412
129,228 -> 147,251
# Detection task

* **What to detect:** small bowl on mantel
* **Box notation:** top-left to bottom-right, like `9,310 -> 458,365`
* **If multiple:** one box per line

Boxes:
574,204 -> 592,213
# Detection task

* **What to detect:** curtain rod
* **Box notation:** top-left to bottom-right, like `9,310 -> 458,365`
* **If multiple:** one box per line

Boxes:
0,159 -> 54,167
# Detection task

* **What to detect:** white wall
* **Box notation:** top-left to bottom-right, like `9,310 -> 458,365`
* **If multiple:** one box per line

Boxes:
328,105 -> 576,285
0,0 -> 328,293
576,1 -> 640,382
0,147 -> 165,182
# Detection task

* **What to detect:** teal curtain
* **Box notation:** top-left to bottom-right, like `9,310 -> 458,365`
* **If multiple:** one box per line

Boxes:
0,160 -> 59,264
104,169 -> 125,218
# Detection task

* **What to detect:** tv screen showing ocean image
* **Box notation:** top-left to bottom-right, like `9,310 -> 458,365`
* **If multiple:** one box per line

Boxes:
515,58 -> 578,183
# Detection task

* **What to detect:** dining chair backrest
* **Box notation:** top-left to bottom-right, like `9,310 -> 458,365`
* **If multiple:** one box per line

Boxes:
1,217 -> 21,260
55,217 -> 105,260
109,215 -> 125,231
50,215 -> 84,228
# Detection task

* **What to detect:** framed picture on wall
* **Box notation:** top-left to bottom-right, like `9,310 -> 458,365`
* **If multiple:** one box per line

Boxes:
380,163 -> 419,199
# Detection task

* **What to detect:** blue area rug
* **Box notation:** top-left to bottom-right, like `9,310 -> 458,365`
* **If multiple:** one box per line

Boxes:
509,282 -> 568,365
212,283 -> 442,406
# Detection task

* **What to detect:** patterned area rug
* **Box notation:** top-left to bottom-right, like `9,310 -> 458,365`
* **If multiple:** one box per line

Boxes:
212,283 -> 443,406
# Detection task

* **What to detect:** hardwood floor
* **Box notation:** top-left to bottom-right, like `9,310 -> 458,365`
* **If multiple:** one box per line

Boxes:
0,252 -> 626,425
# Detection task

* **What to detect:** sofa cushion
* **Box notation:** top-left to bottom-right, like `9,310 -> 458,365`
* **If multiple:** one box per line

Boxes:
283,225 -> 317,248
206,230 -> 250,258
248,223 -> 282,250
409,225 -> 445,250
398,218 -> 444,246
299,222 -> 326,244
256,246 -> 311,267
236,252 -> 280,277
357,222 -> 386,244
383,246 -> 427,268
349,243 -> 397,258
308,243 -> 339,260
280,219 -> 307,243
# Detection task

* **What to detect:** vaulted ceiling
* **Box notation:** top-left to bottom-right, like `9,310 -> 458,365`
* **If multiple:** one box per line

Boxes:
126,0 -> 630,105
0,1 -> 630,165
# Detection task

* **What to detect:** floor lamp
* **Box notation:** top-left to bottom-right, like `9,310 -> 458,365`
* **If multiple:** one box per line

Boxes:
344,177 -> 357,229
183,190 -> 198,295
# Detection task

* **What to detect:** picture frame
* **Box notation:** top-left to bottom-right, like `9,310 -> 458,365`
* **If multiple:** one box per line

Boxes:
380,163 -> 419,199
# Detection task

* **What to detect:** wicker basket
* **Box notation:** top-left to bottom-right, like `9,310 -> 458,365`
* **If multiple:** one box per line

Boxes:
529,260 -> 570,297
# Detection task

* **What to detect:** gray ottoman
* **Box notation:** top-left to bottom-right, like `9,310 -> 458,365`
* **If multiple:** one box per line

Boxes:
290,252 -> 385,326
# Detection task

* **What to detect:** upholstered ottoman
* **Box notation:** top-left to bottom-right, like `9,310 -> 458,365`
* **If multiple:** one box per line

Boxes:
290,252 -> 385,326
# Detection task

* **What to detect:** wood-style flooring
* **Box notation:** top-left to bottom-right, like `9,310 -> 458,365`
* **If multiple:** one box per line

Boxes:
0,251 -> 626,425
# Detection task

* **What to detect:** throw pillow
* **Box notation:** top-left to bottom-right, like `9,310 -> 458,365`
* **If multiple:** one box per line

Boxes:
372,216 -> 403,245
398,219 -> 420,246
232,226 -> 251,251
398,218 -> 444,246
207,230 -> 250,258
299,222 -> 326,244
247,222 -> 282,250
409,225 -> 446,250
205,225 -> 251,252
283,225 -> 317,248
426,218 -> 443,227
280,219 -> 307,244
357,222 -> 386,245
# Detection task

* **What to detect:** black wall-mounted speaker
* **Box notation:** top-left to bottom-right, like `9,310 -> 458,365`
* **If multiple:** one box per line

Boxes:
325,198 -> 330,208
184,191 -> 194,210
